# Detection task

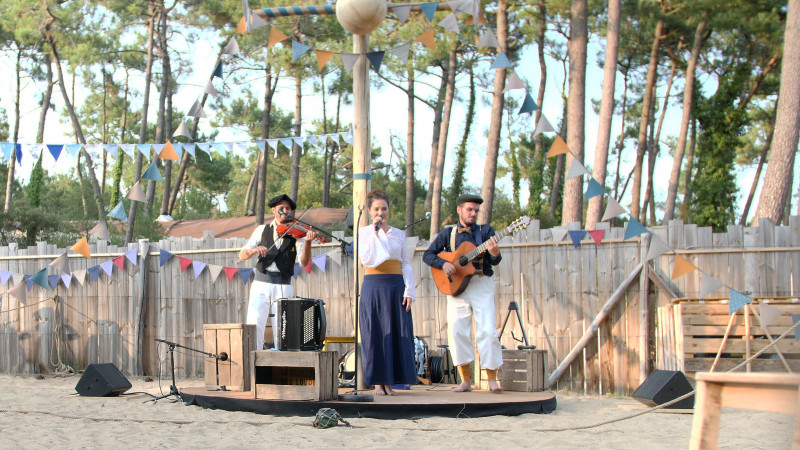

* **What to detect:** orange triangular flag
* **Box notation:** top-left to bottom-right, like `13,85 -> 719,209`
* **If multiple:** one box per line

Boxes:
235,16 -> 247,34
315,50 -> 334,71
71,236 -> 91,259
159,140 -> 179,160
416,29 -> 436,50
464,13 -> 486,26
268,28 -> 288,48
546,135 -> 570,157
671,254 -> 698,280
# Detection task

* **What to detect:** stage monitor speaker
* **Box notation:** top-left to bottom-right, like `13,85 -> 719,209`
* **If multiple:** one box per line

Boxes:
633,369 -> 694,409
75,363 -> 132,397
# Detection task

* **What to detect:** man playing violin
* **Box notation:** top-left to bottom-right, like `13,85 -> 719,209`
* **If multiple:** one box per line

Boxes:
239,194 -> 318,350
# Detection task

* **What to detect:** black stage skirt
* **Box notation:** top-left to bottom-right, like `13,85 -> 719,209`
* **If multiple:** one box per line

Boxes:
359,273 -> 417,386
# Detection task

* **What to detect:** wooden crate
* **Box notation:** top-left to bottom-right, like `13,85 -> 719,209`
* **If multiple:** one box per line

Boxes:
251,350 -> 338,401
203,323 -> 256,391
480,349 -> 548,392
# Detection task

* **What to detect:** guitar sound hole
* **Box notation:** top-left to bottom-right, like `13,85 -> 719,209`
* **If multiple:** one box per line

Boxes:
458,256 -> 469,266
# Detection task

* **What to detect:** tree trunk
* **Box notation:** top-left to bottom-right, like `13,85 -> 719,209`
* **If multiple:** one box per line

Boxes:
291,72 -> 302,200
111,71 -> 129,206
679,118 -> 697,220
755,0 -> 800,224
586,0 -> 620,228
430,49 -> 456,239
533,0 -> 548,212
145,5 -> 168,215
160,42 -> 174,217
424,70 -> 448,210
478,0 -> 508,225
630,19 -> 663,220
405,62 -> 416,237
740,108 -> 777,225
642,81 -> 661,225
256,64 -> 277,223
561,0 -> 588,225
613,69 -> 629,200
37,54 -> 54,145
449,66 -> 477,222
101,69 -> 108,196
4,45 -> 21,214
663,20 -> 707,222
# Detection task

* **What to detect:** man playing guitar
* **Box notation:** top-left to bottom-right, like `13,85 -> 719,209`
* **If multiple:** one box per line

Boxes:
422,194 -> 503,393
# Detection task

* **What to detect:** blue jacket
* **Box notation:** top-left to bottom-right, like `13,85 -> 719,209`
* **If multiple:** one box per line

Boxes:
423,222 -> 502,276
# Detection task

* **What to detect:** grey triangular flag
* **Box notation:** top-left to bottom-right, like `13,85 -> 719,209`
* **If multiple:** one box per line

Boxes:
565,158 -> 589,179
392,5 -> 412,24
438,13 -> 460,32
126,180 -> 147,202
551,226 -> 568,245
476,30 -> 500,47
204,79 -> 220,96
173,119 -> 192,139
187,100 -> 205,118
534,116 -> 555,135
223,37 -> 240,55
645,235 -> 670,261
49,252 -> 71,275
699,274 -> 724,298
249,11 -> 268,30
601,196 -> 627,221
759,302 -> 784,328
341,53 -> 360,74
391,43 -> 411,62
89,221 -> 111,241
503,71 -> 525,92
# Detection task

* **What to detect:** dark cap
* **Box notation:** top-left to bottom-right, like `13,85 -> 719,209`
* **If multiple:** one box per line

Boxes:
456,194 -> 484,205
267,194 -> 297,210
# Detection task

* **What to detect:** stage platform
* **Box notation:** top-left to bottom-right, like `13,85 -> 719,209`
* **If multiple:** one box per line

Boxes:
181,385 -> 557,419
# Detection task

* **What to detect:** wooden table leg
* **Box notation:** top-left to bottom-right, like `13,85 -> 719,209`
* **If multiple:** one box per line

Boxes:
690,379 -> 723,450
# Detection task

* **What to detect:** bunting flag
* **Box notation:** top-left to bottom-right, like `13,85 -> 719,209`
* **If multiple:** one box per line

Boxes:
223,37 -> 240,55
303,259 -> 313,274
564,158 -> 589,179
159,249 -> 174,267
112,255 -> 125,270
15,144 -> 22,164
107,201 -> 128,221
623,217 -> 648,241
249,11 -> 268,30
268,27 -> 288,47
208,264 -> 224,282
136,144 -> 152,156
551,226 -> 568,245
105,144 -> 119,159
159,141 -> 179,160
420,2 -> 438,21
519,93 -> 538,114
125,248 -> 138,265
699,273 -> 724,298
184,143 -> 196,158
341,53 -> 359,74
173,120 -> 192,139
312,254 -> 327,272
212,60 -> 223,79
204,79 -> 220,96
729,289 -> 754,315
569,230 -> 587,248
793,314 -> 800,341
293,262 -> 301,279
392,5 -> 412,24
142,161 -> 163,181
49,253 -> 71,275
602,196 -> 627,221
12,273 -> 23,285
328,248 -> 342,266
224,267 -> 237,281
437,12 -> 459,32
192,261 -> 207,279
546,136 -> 570,158
292,40 -> 312,62
758,301 -> 783,329
47,144 -> 63,161
7,282 -> 26,303
390,43 -> 411,63
126,181 -> 147,202
30,268 -> 49,290
671,254 -> 697,280
366,51 -> 385,72
489,51 -> 512,69
60,273 -> 72,289
179,256 -> 193,272
88,265 -> 101,282
90,217 -> 111,241
238,268 -> 253,284
187,100 -> 205,118
0,270 -> 10,286
476,30 -> 500,47
534,116 -> 555,135
315,50 -> 334,70
1,143 -> 14,160
587,229 -> 605,245
416,29 -> 436,50
120,144 -> 136,159
235,15 -> 248,33
48,275 -> 59,290
99,261 -> 114,277
71,236 -> 91,258
584,178 -> 606,200
503,71 -> 525,92
645,235 -> 670,261
73,269 -> 87,286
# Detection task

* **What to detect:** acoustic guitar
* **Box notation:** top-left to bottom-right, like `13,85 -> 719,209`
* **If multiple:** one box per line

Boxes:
431,216 -> 531,295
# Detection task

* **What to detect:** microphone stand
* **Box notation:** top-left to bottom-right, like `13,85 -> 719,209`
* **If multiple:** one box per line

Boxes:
150,338 -> 228,402
338,205 -> 373,402
401,213 -> 431,230
281,211 -> 352,254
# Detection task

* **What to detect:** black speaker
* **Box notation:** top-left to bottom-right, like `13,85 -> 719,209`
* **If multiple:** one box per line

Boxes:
633,369 -> 694,409
75,363 -> 132,397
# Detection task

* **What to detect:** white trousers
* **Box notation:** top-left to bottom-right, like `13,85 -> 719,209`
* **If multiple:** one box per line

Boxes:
246,280 -> 293,351
446,276 -> 503,370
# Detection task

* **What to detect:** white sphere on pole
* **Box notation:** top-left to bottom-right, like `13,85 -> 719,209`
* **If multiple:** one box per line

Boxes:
335,0 -> 388,35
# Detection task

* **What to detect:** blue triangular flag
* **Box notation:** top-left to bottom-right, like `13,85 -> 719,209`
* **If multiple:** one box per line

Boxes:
292,40 -> 311,62
100,260 -> 114,277
15,143 -> 22,164
293,262 -> 301,279
344,242 -> 354,259
30,268 -> 49,290
490,51 -> 512,69
792,314 -> 800,341
584,178 -> 606,200
159,249 -> 174,267
624,217 -> 648,240
107,201 -> 128,221
729,289 -> 754,314
88,265 -> 101,282
183,143 -> 196,158
192,261 -> 206,279
0,270 -> 10,286
569,230 -> 587,248
212,60 -> 223,78
1,143 -> 13,160
142,161 -> 163,181
104,144 -> 119,158
47,144 -> 64,160
25,275 -> 33,291
66,144 -> 82,159
420,2 -> 438,21
256,140 -> 266,152
48,274 -> 59,289
366,51 -> 385,72
136,144 -> 152,156
152,143 -> 165,154
519,93 -> 538,115
238,268 -> 253,284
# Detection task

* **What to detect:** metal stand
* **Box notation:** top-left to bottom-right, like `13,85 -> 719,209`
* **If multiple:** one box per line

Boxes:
498,301 -> 536,350
150,338 -> 228,402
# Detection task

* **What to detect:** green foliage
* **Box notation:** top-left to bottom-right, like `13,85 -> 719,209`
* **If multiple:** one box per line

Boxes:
26,155 -> 44,207
0,204 -> 63,248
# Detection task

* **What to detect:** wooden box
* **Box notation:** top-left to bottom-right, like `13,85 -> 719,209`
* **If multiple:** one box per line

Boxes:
251,350 -> 338,401
480,349 -> 548,392
203,323 -> 256,391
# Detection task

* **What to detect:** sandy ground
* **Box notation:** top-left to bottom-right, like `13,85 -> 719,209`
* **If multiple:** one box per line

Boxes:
0,373 -> 794,449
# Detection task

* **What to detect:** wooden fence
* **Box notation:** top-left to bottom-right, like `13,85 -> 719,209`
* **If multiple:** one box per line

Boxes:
1,217 -> 799,395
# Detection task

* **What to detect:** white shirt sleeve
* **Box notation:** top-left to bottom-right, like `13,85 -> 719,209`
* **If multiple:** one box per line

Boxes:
399,229 -> 416,300
242,225 -> 265,250
358,225 -> 390,268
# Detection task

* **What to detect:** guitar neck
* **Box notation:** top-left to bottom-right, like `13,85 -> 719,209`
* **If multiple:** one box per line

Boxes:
464,225 -> 514,261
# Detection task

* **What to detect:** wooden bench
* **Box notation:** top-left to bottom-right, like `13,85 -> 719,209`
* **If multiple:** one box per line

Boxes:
690,372 -> 800,449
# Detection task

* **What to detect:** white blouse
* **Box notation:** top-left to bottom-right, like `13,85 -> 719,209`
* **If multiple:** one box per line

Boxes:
358,225 -> 416,300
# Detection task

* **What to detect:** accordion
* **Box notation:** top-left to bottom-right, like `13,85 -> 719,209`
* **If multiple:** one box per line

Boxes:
276,297 -> 327,351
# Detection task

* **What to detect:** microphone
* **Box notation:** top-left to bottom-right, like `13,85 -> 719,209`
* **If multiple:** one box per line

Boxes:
402,212 -> 432,230
374,218 -> 382,231
425,211 -> 432,220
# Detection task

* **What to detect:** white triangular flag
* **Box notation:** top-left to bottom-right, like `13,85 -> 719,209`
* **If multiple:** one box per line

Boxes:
392,5 -> 412,24
437,13 -> 460,32
249,11 -> 268,30
390,43 -> 411,63
173,119 -> 192,139
565,159 -> 589,179
503,71 -> 525,92
341,53 -> 359,74
551,226 -> 568,245
476,30 -> 500,47
534,116 -> 555,135
601,196 -> 627,221
645,235 -> 670,261
223,37 -> 240,55
208,264 -> 224,282
204,79 -> 220,96
759,301 -> 784,328
699,274 -> 724,298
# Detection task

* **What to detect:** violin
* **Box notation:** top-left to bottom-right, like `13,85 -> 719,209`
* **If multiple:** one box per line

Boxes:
275,221 -> 326,243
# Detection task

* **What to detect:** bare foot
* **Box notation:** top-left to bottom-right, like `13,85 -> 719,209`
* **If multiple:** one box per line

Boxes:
452,381 -> 472,392
373,385 -> 386,396
384,385 -> 396,396
488,380 -> 503,393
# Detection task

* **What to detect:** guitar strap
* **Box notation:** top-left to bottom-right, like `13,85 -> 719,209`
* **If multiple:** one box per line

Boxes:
449,225 -> 457,253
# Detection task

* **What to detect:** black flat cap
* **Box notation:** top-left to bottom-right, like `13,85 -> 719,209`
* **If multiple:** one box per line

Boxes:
456,194 -> 483,205
268,194 -> 297,210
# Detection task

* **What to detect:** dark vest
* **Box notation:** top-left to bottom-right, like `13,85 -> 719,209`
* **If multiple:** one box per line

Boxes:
256,224 -> 297,278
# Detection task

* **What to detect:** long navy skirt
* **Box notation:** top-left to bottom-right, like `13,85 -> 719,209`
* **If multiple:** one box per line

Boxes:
359,273 -> 417,386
